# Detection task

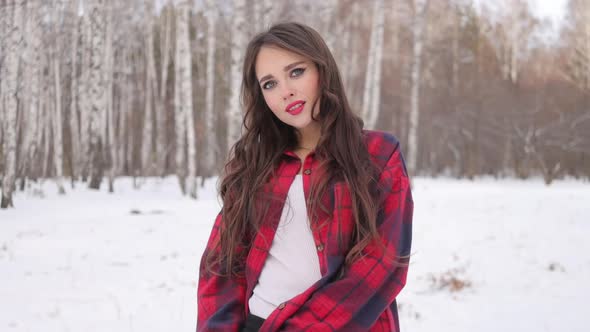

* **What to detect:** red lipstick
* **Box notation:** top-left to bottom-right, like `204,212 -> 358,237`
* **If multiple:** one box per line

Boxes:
285,100 -> 305,115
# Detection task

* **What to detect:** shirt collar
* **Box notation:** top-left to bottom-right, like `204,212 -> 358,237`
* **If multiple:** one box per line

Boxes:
281,147 -> 316,159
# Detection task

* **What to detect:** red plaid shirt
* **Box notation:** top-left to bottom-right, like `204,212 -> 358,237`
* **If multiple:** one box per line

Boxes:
197,130 -> 413,331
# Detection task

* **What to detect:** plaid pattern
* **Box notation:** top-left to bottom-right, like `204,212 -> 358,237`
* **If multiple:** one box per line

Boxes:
198,130 -> 413,332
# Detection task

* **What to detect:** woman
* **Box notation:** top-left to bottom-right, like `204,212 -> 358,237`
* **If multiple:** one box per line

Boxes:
197,22 -> 413,332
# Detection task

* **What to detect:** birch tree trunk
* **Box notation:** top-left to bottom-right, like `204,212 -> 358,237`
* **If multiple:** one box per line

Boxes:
362,4 -> 377,127
253,0 -> 274,32
340,5 -> 353,90
0,5 -> 6,180
565,0 -> 590,93
1,0 -> 24,208
117,53 -> 131,177
156,3 -> 172,175
174,9 -> 186,194
451,3 -> 459,91
0,3 -> 7,131
22,0 -> 42,183
253,0 -> 262,32
87,0 -> 106,189
52,54 -> 66,194
227,0 -> 247,150
362,0 -> 384,130
317,0 -> 337,52
41,69 -> 52,180
369,0 -> 384,129
69,0 -> 81,185
79,9 -> 92,180
175,1 -> 196,197
47,0 -> 65,194
142,0 -> 155,175
203,0 -> 217,176
345,2 -> 361,111
407,0 -> 430,174
104,3 -> 115,192
496,0 -> 536,85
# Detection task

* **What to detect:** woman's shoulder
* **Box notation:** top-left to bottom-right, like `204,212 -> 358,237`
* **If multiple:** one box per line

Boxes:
362,129 -> 402,159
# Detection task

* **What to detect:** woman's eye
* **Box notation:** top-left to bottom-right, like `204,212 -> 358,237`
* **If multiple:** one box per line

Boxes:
263,81 -> 276,90
291,68 -> 305,77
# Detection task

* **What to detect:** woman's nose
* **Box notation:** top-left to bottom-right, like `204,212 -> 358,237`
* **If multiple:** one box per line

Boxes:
282,91 -> 294,100
281,82 -> 295,100
283,92 -> 293,100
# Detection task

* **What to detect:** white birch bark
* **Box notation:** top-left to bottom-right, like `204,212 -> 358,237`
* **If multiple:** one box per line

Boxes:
407,0 -> 430,174
317,0 -> 337,52
41,70 -> 52,179
174,9 -> 186,193
565,0 -> 590,92
340,8 -> 352,88
47,0 -> 65,194
369,0 -> 384,129
1,0 -> 24,208
104,3 -> 115,192
253,0 -> 275,32
52,55 -> 66,194
344,2 -> 361,109
175,1 -> 196,196
0,4 -> 7,126
262,0 -> 275,29
0,6 -> 5,174
497,0 -> 535,85
451,3 -> 459,90
156,3 -> 172,175
21,0 -> 42,181
392,0 -> 400,67
227,0 -> 247,150
253,0 -> 262,32
203,0 -> 217,176
142,0 -> 155,175
87,0 -> 106,189
117,55 -> 131,177
362,0 -> 384,129
80,8 -> 92,179
69,0 -> 81,183
362,6 -> 377,127
125,68 -> 133,176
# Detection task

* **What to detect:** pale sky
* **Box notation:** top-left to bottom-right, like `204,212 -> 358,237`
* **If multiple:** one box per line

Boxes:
527,0 -> 567,27
479,0 -> 568,28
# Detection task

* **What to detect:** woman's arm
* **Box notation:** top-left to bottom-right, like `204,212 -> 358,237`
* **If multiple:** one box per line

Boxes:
197,212 -> 247,332
279,145 -> 413,331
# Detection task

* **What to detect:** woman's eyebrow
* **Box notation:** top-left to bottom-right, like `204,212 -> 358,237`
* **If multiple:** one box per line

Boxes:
258,61 -> 306,83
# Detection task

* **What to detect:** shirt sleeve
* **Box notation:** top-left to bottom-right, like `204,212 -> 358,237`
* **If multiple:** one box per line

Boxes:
279,145 -> 414,331
197,212 -> 247,332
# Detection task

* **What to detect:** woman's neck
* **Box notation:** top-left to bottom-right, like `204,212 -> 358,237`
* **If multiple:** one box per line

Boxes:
296,123 -> 321,150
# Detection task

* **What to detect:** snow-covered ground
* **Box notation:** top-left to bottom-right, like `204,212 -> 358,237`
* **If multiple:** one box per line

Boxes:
1,176 -> 588,332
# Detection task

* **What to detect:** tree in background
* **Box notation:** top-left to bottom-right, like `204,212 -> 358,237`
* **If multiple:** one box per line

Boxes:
227,0 -> 247,151
86,0 -> 107,189
407,0 -> 431,174
1,0 -> 25,208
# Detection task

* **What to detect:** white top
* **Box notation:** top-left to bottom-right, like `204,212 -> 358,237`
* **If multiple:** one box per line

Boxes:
248,174 -> 322,319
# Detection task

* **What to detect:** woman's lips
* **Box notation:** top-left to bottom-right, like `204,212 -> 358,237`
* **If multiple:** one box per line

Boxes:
286,101 -> 305,115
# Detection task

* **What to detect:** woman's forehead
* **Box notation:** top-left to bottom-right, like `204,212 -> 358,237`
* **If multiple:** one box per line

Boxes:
255,46 -> 309,74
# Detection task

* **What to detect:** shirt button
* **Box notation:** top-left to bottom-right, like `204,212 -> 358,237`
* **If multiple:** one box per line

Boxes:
303,169 -> 311,175
316,244 -> 324,251
278,302 -> 286,309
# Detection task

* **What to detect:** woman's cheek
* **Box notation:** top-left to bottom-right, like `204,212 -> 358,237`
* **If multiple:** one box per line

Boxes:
263,98 -> 274,114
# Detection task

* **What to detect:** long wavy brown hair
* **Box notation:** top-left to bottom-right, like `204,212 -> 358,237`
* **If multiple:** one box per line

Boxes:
206,22 -> 386,277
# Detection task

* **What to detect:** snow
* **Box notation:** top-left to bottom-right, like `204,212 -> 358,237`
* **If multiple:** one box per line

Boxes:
1,176 -> 589,332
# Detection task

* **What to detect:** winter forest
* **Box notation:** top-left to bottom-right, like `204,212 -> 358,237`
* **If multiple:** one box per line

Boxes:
1,1 -> 589,331
0,0 -> 588,209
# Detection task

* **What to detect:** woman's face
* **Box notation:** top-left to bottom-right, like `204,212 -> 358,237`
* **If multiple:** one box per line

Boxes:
255,46 -> 321,131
